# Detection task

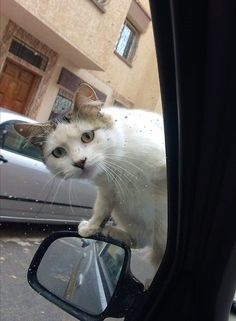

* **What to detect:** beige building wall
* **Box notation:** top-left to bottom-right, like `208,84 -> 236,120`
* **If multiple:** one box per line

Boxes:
8,0 -> 132,70
0,14 -> 9,39
91,19 -> 160,111
0,0 -> 162,121
87,0 -> 161,111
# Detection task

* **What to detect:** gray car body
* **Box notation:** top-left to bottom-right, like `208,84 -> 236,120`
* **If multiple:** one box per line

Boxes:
0,108 -> 96,224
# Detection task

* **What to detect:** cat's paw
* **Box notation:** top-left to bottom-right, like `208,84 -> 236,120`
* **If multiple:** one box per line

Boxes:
78,220 -> 101,237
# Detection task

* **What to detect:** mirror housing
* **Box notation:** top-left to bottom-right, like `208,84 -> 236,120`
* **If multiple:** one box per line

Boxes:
28,231 -> 144,321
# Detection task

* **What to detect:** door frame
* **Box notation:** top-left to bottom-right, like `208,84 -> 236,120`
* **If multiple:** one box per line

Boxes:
0,58 -> 42,115
0,21 -> 58,118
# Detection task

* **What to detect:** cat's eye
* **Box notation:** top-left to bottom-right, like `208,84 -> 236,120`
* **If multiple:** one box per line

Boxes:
81,130 -> 95,143
52,147 -> 67,158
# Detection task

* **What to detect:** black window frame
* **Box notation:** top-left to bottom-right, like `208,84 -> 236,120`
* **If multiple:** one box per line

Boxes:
9,37 -> 49,71
115,20 -> 139,65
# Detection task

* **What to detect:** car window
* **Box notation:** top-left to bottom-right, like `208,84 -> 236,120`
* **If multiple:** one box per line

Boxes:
0,2 -> 170,321
0,120 -> 42,161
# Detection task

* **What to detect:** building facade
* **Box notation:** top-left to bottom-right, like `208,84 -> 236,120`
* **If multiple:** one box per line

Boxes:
0,0 -> 161,121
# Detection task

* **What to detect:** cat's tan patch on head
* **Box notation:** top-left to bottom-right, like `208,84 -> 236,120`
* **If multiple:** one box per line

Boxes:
66,83 -> 113,128
76,104 -> 113,129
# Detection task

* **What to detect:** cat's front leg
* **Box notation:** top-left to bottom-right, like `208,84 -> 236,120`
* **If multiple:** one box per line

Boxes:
102,226 -> 136,248
78,189 -> 113,237
78,217 -> 109,237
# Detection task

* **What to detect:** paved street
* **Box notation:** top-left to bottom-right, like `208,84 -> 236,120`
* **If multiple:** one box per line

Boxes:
0,223 -> 147,321
0,223 -> 80,321
0,223 -> 235,321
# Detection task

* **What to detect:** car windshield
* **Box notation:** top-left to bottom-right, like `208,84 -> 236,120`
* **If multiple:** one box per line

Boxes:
1,2 -> 234,321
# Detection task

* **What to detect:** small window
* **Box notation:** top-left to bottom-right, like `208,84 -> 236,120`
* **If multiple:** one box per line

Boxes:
115,20 -> 139,64
50,88 -> 74,119
0,120 -> 42,161
9,38 -> 49,71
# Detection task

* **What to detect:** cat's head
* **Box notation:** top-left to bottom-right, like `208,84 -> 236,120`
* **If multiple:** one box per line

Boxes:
15,84 -> 115,181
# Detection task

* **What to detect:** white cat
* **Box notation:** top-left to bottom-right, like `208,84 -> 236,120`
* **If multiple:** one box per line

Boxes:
15,85 -> 167,267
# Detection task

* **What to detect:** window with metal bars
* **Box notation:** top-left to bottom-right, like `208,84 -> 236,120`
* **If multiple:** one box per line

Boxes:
50,88 -> 74,119
9,38 -> 49,71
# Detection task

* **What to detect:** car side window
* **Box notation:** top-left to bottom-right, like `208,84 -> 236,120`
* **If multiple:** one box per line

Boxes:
0,120 -> 42,161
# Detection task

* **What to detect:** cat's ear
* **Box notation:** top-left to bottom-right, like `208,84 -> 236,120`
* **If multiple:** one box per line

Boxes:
76,83 -> 98,105
68,83 -> 102,119
67,83 -> 112,127
14,122 -> 55,148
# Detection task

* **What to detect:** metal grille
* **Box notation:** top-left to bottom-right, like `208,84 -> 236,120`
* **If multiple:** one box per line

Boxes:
9,38 -> 49,71
52,88 -> 74,115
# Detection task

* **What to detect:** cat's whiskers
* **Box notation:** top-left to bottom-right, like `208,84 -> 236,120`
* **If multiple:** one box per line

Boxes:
106,156 -> 145,174
105,152 -> 156,166
104,158 -> 137,180
101,161 -> 131,200
36,169 -> 67,213
69,179 -> 76,215
102,147 -> 146,173
100,163 -> 127,201
50,178 -> 65,208
103,159 -> 140,194
38,169 -> 66,198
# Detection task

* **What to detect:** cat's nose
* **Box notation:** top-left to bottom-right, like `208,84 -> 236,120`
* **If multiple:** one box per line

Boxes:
73,158 -> 87,170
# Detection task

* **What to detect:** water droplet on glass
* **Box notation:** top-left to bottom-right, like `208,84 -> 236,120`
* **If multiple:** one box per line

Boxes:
8,195 -> 13,198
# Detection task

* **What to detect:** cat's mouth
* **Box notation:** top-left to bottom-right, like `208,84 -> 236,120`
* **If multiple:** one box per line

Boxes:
72,158 -> 87,170
72,162 -> 99,179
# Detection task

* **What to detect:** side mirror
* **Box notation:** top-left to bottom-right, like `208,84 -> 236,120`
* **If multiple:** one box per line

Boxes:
28,231 -> 144,321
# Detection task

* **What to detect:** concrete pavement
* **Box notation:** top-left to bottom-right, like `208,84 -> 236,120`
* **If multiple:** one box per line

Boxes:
0,223 -> 235,321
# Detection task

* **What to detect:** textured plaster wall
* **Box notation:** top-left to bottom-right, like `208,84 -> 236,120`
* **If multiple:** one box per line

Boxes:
1,0 -> 162,118
13,0 -> 132,70
90,8 -> 161,111
0,14 -> 9,39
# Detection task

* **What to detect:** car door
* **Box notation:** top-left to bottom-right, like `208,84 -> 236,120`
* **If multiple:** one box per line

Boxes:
0,119 -> 96,223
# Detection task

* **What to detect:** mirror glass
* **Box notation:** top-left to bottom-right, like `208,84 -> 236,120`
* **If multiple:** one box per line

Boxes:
36,237 -> 125,315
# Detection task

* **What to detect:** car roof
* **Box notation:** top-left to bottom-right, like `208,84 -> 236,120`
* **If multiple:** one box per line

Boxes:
0,107 -> 37,124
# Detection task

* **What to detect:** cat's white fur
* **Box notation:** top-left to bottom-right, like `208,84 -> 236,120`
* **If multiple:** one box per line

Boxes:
43,106 -> 167,267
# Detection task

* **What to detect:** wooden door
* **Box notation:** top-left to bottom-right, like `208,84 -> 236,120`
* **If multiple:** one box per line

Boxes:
0,60 -> 39,114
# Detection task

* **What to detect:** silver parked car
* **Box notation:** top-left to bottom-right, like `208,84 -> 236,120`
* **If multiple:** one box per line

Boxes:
0,108 -> 96,224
